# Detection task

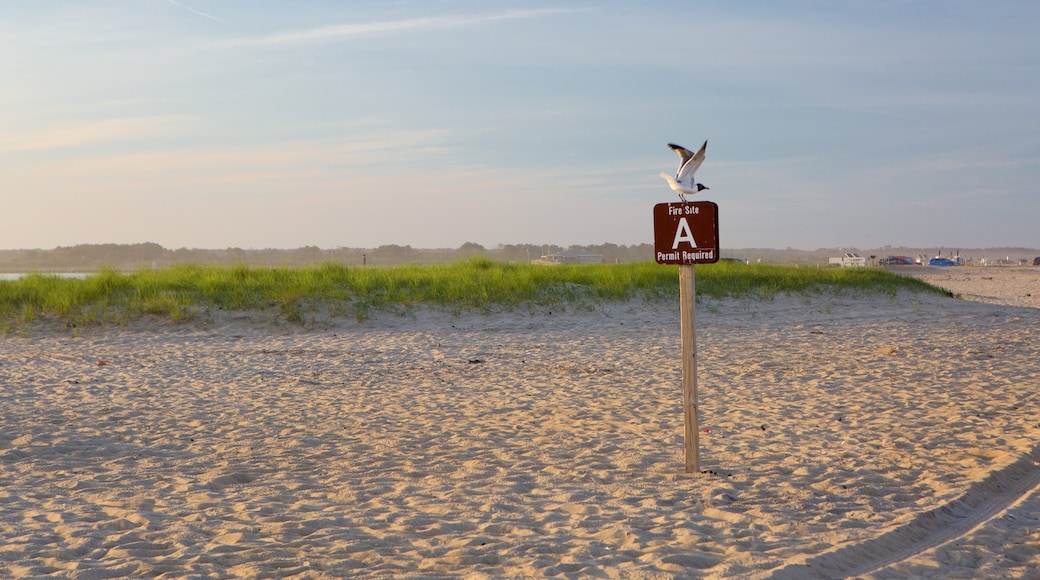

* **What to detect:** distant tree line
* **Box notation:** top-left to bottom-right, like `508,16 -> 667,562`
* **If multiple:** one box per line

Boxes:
0,242 -> 657,271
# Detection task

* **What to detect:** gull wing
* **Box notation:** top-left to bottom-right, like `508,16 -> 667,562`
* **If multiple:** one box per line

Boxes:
674,141 -> 707,182
668,143 -> 695,170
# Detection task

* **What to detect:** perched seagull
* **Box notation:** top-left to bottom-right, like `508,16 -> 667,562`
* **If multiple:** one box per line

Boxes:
660,141 -> 709,201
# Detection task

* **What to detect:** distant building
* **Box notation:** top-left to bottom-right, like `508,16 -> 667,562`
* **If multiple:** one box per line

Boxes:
828,252 -> 867,268
532,249 -> 604,265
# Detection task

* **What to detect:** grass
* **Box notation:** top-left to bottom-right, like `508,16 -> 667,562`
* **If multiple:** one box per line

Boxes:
0,258 -> 947,332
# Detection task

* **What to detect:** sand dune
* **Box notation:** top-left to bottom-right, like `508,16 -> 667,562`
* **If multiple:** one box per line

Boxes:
1,267 -> 1038,578
899,265 -> 1040,310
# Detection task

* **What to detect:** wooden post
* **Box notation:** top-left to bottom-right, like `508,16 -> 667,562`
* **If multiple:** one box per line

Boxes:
679,264 -> 699,473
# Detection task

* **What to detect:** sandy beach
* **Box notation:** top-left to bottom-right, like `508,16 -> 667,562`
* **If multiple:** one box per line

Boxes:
2,267 -> 1038,578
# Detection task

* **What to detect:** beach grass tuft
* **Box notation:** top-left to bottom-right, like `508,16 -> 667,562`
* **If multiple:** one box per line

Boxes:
0,259 -> 947,331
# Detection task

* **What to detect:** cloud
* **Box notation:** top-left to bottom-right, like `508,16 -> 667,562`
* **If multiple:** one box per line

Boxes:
223,8 -> 587,47
1,127 -> 454,181
166,0 -> 228,24
0,116 -> 189,154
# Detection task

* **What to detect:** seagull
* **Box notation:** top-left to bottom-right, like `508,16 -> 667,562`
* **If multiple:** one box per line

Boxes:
660,141 -> 709,201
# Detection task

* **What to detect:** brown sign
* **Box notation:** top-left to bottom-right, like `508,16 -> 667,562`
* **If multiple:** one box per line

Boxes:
653,202 -> 719,264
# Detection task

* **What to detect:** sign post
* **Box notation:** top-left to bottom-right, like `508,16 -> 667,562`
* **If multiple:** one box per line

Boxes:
679,264 -> 698,473
653,201 -> 719,473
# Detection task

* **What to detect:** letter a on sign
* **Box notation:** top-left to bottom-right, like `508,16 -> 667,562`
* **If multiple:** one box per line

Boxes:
672,218 -> 696,249
653,201 -> 719,265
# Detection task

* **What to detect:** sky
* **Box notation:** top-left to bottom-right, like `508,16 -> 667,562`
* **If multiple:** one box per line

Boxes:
2,1 -> 1039,251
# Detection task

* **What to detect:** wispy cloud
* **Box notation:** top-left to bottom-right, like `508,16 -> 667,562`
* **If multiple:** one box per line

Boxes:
2,127 -> 454,178
166,0 -> 228,24
224,8 -> 586,47
0,116 -> 188,154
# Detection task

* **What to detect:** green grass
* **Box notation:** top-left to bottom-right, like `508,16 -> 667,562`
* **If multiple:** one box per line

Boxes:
0,259 -> 947,332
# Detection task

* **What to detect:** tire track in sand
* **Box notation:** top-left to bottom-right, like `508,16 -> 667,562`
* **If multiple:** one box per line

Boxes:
768,443 -> 1040,579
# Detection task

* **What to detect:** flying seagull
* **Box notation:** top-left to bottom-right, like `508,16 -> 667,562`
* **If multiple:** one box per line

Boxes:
660,141 -> 709,201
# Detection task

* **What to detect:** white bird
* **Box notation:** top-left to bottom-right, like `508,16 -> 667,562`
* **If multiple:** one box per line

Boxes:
660,141 -> 709,201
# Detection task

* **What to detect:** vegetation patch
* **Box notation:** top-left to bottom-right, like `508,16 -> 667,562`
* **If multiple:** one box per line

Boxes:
0,259 -> 948,332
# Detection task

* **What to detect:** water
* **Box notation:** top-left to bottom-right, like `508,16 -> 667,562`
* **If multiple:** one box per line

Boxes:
0,273 -> 92,281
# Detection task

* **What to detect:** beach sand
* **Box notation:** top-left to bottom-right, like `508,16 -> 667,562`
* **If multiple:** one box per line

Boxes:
1,267 -> 1038,578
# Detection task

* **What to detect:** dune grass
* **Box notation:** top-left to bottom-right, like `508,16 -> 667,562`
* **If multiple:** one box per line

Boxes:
0,258 -> 947,332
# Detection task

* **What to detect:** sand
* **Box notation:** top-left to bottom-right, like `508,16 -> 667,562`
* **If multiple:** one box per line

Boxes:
896,265 -> 1040,310
1,267 -> 1038,578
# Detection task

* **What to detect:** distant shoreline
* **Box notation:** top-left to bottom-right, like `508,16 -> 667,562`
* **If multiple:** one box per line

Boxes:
2,242 -> 1038,272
